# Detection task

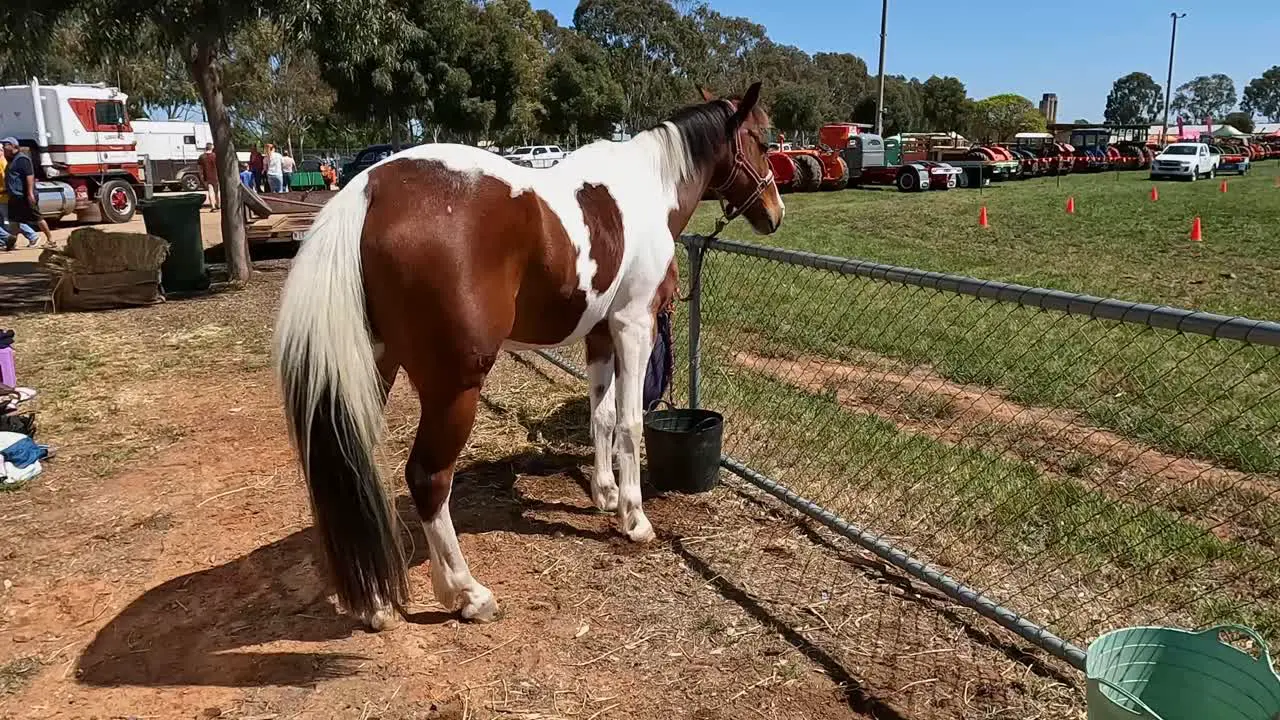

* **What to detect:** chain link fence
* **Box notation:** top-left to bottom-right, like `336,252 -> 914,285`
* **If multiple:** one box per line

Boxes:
527,233 -> 1280,717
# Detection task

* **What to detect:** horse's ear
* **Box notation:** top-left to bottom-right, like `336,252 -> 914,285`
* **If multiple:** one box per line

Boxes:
735,82 -> 763,119
698,85 -> 717,103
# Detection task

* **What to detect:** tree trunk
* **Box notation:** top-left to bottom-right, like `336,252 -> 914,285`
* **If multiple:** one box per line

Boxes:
190,37 -> 250,284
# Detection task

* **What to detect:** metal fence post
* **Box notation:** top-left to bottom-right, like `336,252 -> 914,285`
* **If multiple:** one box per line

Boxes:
686,235 -> 706,409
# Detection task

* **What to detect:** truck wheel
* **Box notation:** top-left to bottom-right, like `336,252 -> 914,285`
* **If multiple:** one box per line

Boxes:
1189,169 -> 1198,182
792,155 -> 822,192
956,170 -> 971,188
1208,166 -> 1216,180
896,169 -> 918,192
181,173 -> 202,191
100,179 -> 137,223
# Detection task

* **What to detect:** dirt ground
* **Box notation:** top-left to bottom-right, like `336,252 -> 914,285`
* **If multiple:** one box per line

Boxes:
0,226 -> 1081,717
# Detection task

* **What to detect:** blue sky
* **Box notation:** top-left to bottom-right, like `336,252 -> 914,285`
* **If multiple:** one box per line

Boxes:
534,1 -> 1279,123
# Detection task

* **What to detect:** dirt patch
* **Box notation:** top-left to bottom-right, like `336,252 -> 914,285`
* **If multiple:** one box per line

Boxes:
0,269 -> 1081,718
732,349 -> 1274,542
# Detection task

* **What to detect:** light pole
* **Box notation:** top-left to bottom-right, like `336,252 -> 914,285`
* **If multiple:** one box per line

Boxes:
875,0 -> 888,135
1160,12 -> 1186,146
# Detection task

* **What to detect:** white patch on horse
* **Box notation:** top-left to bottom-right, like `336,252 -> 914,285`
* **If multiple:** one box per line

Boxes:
383,137 -> 685,349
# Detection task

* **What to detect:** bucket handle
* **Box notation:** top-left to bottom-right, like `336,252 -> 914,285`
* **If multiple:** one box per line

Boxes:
1092,677 -> 1166,720
1199,624 -> 1275,666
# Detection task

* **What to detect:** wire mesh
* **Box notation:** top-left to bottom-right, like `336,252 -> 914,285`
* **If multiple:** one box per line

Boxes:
516,236 -> 1280,717
675,235 -> 1280,716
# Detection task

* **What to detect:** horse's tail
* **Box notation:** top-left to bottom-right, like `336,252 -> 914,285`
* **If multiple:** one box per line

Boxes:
272,173 -> 407,619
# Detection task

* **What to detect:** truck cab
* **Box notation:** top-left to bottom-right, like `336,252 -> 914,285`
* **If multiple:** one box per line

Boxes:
0,78 -> 144,223
1151,142 -> 1218,181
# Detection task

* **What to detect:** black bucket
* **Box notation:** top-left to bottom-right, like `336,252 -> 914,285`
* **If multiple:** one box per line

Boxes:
643,407 -> 724,494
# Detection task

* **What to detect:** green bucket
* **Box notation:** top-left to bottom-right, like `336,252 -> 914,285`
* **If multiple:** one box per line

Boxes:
1087,625 -> 1280,720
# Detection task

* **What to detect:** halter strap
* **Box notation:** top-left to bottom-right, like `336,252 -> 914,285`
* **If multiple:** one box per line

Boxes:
708,127 -> 776,238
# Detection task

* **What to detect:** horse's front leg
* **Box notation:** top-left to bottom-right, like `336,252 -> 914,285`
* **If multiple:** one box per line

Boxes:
609,307 -> 655,543
585,322 -> 620,512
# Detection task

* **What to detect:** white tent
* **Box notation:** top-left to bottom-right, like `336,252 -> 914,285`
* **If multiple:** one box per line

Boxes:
1213,125 -> 1247,137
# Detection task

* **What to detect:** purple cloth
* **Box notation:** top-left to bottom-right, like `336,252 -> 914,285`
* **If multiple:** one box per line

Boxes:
644,309 -> 674,412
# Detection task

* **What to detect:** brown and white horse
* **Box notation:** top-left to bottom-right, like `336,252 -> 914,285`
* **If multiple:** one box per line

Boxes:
273,83 -> 783,629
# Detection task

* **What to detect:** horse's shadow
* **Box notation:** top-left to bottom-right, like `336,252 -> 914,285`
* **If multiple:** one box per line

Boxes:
75,449 -> 606,689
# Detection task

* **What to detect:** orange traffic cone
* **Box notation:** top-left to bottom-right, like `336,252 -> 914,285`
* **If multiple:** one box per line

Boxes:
1190,217 -> 1203,242
979,206 -> 989,228
1150,186 -> 1159,202
1220,179 -> 1228,193
1066,196 -> 1075,214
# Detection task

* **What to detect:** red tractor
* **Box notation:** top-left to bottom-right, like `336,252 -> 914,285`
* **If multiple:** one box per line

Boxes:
767,130 -> 851,192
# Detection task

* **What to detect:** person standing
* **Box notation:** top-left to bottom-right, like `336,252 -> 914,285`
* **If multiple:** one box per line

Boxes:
249,145 -> 264,193
281,150 -> 296,192
2,137 -> 51,249
264,143 -> 284,193
198,143 -> 219,212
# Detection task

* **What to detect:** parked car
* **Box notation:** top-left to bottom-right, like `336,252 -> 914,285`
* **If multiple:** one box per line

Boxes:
1150,142 -> 1218,181
339,144 -> 414,188
502,145 -> 566,168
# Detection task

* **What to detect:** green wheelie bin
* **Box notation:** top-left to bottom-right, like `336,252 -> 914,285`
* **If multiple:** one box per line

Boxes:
139,192 -> 210,293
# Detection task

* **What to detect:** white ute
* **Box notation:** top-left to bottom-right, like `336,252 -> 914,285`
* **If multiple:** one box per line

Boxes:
1150,142 -> 1219,182
502,145 -> 566,169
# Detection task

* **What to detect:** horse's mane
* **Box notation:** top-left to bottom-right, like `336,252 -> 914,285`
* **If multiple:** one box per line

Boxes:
631,95 -> 770,188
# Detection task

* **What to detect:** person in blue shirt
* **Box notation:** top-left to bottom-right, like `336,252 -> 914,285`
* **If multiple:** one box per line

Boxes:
239,162 -> 255,190
2,137 -> 52,249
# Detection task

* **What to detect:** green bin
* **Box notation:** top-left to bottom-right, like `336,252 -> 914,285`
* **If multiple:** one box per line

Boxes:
140,192 -> 210,293
1086,625 -> 1280,720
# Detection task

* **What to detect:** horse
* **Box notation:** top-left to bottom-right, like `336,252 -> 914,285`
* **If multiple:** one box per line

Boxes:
272,82 -> 784,631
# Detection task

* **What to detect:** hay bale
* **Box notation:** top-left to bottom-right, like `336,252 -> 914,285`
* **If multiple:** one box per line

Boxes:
38,239 -> 166,312
64,228 -> 168,274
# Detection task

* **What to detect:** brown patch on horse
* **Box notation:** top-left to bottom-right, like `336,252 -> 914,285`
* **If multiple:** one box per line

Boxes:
577,183 -> 624,293
361,158 -> 588,363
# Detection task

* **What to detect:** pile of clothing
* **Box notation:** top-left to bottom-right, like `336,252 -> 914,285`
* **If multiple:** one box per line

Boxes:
1,327 -> 49,487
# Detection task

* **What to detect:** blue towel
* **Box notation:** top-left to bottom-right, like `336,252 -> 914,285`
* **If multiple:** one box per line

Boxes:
644,309 -> 675,412
1,436 -> 47,468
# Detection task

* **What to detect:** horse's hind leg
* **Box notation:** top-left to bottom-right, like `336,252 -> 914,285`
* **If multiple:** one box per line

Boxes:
610,307 -> 655,543
585,323 -> 620,512
406,385 -> 498,622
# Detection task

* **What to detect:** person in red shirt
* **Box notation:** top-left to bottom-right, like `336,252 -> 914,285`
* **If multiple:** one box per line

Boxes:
198,143 -> 219,211
248,146 -> 264,193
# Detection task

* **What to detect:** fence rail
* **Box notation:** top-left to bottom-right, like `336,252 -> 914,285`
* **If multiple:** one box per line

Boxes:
527,232 -> 1280,716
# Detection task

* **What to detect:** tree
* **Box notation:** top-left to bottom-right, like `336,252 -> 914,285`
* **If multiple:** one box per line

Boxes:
970,94 -> 1045,141
1171,74 -> 1237,122
770,82 -> 822,142
574,0 -> 687,132
919,75 -> 971,132
12,0 -> 391,285
852,76 -> 923,136
1243,66 -> 1280,122
540,31 -> 625,143
226,21 -> 335,154
1104,72 -> 1162,125
1223,111 -> 1254,134
809,52 -> 868,122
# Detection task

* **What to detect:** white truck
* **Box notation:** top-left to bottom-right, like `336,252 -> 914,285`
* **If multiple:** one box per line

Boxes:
133,119 -> 214,192
1150,142 -> 1219,182
0,77 -> 146,223
502,145 -> 566,168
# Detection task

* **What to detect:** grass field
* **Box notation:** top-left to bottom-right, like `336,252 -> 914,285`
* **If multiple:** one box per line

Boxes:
689,167 -> 1280,319
664,167 -> 1280,646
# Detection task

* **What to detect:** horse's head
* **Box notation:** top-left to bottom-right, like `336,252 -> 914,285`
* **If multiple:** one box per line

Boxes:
700,82 -> 784,235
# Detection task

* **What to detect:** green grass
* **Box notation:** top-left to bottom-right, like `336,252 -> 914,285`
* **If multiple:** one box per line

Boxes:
679,169 -> 1280,472
690,167 -> 1280,319
703,357 -> 1280,642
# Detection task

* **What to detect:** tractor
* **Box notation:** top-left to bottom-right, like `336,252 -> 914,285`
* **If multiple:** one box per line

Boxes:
1068,128 -> 1112,172
767,132 -> 848,192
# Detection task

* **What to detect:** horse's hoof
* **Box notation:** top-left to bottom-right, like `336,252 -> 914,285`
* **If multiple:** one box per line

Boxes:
460,590 -> 500,623
593,486 -> 619,513
622,515 -> 655,544
364,607 -> 397,632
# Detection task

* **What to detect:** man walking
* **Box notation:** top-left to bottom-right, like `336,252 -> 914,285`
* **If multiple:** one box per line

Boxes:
2,137 -> 50,250
199,142 -> 219,212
